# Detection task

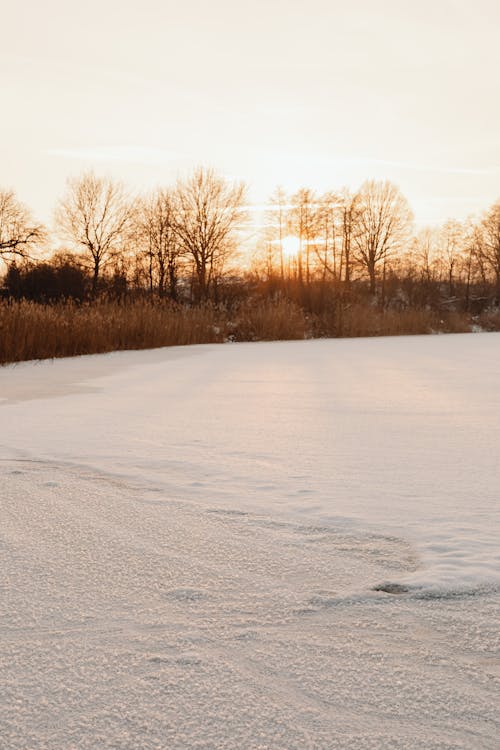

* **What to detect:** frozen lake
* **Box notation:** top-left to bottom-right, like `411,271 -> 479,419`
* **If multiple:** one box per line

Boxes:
1,335 -> 499,748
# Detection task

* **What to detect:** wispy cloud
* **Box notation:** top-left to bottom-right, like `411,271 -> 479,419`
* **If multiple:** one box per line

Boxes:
47,146 -> 187,166
338,157 -> 500,176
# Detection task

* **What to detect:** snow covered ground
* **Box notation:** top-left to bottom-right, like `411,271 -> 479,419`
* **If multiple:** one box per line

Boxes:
1,334 -> 499,748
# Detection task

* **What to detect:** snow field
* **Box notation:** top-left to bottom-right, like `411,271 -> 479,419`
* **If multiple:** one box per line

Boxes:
1,334 -> 499,747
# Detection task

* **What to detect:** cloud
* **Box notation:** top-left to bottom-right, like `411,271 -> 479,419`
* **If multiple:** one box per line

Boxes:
46,146 -> 187,166
339,157 -> 500,176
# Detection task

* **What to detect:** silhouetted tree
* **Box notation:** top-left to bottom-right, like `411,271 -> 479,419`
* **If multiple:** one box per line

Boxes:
439,219 -> 464,297
354,180 -> 413,294
480,201 -> 500,302
134,189 -> 182,299
338,189 -> 360,285
55,172 -> 132,294
289,188 -> 318,283
3,255 -> 88,302
173,168 -> 247,301
0,190 -> 45,262
267,186 -> 288,279
314,191 -> 338,282
413,228 -> 440,283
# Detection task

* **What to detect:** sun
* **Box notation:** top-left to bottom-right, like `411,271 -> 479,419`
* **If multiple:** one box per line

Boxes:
280,235 -> 301,258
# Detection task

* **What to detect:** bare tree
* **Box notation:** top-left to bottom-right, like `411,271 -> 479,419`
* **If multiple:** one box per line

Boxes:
480,201 -> 500,302
259,187 -> 287,281
314,191 -> 338,282
173,167 -> 247,301
438,219 -> 464,297
266,186 -> 288,279
134,189 -> 182,299
354,180 -> 413,294
337,188 -> 360,285
413,227 -> 440,283
462,221 -> 483,310
0,189 -> 45,263
289,188 -> 318,283
55,172 -> 132,294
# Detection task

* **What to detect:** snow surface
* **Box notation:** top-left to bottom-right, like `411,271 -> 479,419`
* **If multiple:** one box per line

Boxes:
0,334 -> 499,748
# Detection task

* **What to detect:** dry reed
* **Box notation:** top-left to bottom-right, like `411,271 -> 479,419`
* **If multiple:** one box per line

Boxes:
0,301 -> 223,365
1,299 -> 494,366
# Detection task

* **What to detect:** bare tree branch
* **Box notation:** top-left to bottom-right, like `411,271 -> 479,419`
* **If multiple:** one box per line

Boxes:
354,180 -> 413,294
173,168 -> 247,301
55,172 -> 132,294
0,190 -> 46,263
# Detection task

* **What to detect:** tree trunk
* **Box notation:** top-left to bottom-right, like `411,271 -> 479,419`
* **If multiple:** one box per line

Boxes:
368,264 -> 376,295
92,259 -> 100,296
168,260 -> 177,301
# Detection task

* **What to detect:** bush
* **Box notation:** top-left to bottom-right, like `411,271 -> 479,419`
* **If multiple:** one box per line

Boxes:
3,261 -> 88,302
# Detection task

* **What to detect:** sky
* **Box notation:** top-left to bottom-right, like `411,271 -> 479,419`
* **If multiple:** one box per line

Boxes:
2,0 -> 500,228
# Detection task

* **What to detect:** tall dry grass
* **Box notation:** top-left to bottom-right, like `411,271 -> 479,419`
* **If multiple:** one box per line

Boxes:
0,301 -> 224,365
0,299 -> 309,365
329,305 -> 472,338
1,298 -> 494,366
227,299 -> 307,341
477,308 -> 500,331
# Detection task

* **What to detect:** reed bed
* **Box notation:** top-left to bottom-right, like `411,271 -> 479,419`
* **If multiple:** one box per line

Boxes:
0,298 -> 492,366
0,301 -> 223,365
328,305 -> 472,338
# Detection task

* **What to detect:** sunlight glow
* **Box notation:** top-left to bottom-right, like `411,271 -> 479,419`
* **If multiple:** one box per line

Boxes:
281,235 -> 301,258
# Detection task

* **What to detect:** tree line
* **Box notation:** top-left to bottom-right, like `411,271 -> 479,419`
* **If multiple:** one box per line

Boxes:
259,183 -> 500,308
1,168 -> 246,302
2,167 -> 500,315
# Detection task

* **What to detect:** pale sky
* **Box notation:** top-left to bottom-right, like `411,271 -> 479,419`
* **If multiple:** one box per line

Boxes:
2,0 -> 500,227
